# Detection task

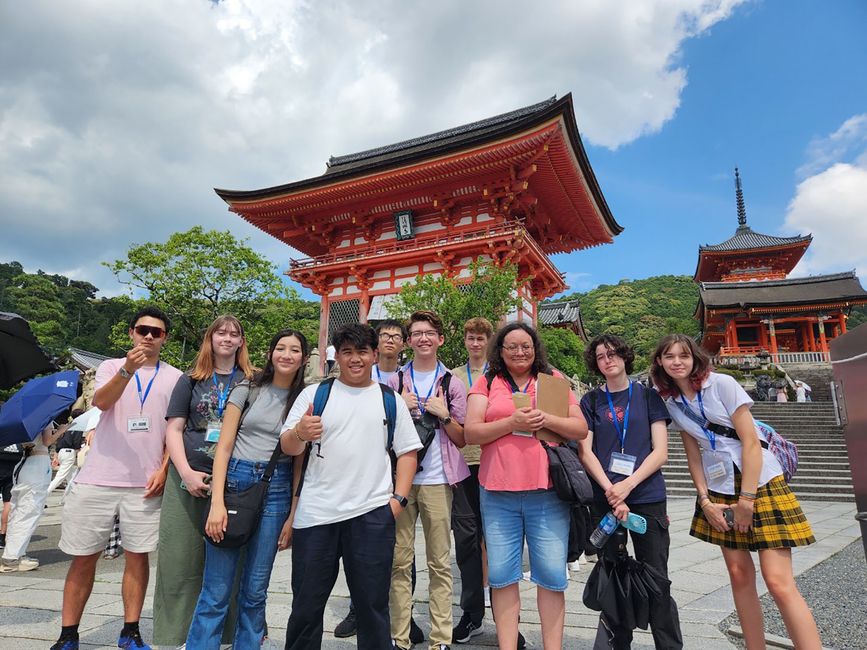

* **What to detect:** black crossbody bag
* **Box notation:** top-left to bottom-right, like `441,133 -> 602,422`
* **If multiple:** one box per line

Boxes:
203,440 -> 283,549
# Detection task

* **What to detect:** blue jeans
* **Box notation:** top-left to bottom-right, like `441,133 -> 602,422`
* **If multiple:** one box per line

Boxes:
480,487 -> 570,592
186,458 -> 292,650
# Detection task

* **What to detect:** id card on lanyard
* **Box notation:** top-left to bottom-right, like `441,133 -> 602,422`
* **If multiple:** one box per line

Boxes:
682,391 -> 734,485
128,362 -> 160,433
606,383 -> 637,476
205,368 -> 236,443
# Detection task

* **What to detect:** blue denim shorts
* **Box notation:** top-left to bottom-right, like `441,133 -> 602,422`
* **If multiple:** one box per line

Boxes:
480,487 -> 570,592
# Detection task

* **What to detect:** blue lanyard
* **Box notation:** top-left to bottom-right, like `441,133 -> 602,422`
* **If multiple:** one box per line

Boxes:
375,364 -> 382,383
681,390 -> 716,451
212,367 -> 236,418
605,381 -> 632,453
409,361 -> 441,414
466,362 -> 488,387
134,362 -> 160,414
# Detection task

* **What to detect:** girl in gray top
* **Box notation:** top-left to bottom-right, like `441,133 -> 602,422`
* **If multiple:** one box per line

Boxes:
188,328 -> 308,649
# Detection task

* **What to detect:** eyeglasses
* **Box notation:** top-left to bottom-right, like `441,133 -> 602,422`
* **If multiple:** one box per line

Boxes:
595,351 -> 620,362
409,330 -> 439,340
379,332 -> 404,343
134,325 -> 166,338
502,344 -> 533,354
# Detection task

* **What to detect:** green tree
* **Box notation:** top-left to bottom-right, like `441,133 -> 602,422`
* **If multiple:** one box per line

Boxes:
538,326 -> 590,382
4,273 -> 66,354
386,261 -> 523,368
106,227 -> 318,368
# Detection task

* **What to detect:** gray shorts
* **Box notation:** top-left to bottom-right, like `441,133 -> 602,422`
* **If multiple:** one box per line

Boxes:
60,483 -> 162,555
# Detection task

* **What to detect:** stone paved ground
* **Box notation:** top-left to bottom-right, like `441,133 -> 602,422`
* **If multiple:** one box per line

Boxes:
0,495 -> 859,649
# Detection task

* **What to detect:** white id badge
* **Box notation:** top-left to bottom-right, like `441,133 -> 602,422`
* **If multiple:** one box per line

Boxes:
127,417 -> 150,433
609,452 -> 637,476
702,450 -> 733,482
205,420 -> 222,443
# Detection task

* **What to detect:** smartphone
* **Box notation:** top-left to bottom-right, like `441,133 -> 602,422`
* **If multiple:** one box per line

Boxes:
723,508 -> 735,527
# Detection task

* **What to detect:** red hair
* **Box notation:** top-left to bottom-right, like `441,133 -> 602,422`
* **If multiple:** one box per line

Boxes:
650,334 -> 712,398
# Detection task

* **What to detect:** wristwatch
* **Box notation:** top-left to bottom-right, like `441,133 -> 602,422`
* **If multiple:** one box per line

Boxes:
391,493 -> 408,508
440,415 -> 452,426
118,366 -> 132,380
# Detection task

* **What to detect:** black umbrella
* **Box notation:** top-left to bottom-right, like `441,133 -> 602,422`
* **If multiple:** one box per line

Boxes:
0,312 -> 55,389
583,528 -> 673,645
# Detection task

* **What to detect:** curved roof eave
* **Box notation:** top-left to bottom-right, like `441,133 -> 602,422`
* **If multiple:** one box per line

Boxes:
214,94 -> 622,237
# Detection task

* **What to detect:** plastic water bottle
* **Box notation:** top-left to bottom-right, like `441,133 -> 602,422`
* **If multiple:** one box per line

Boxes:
589,511 -> 620,548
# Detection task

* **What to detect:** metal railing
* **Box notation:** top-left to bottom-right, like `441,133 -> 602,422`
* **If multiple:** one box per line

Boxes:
713,350 -> 830,366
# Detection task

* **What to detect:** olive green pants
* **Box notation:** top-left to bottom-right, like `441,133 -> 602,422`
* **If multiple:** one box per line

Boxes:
152,463 -> 240,645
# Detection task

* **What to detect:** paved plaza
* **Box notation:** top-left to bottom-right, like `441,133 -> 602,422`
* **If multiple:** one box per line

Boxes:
0,494 -> 859,649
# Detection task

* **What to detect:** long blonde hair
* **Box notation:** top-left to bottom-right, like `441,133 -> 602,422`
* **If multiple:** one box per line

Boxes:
189,315 -> 255,381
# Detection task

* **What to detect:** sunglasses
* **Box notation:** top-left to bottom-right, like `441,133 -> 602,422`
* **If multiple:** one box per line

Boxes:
134,325 -> 166,338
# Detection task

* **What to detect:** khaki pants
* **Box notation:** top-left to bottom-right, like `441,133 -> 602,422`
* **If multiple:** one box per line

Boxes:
390,483 -> 454,648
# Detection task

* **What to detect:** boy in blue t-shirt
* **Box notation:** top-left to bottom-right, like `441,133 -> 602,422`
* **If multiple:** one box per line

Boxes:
577,334 -> 683,650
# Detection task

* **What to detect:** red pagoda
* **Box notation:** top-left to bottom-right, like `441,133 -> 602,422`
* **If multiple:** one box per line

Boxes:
216,95 -> 622,358
696,169 -> 867,361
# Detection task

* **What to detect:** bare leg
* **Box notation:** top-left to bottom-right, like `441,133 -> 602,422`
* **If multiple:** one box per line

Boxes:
537,586 -> 565,650
1,501 -> 9,534
121,551 -> 150,622
62,552 -> 101,625
491,583 -> 520,649
721,547 -> 766,650
759,548 -> 821,649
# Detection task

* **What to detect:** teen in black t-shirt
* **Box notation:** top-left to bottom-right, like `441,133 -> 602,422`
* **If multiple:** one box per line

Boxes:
577,334 -> 683,650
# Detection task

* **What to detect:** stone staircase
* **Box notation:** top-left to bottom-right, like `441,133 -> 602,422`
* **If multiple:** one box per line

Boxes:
777,362 -> 834,401
664,401 -> 854,502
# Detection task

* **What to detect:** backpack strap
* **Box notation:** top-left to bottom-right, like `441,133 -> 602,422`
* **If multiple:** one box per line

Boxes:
380,383 -> 397,451
396,370 -> 405,395
295,379 -> 334,498
439,371 -> 453,412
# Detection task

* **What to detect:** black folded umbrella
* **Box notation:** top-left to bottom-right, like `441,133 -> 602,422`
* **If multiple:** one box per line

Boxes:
0,312 -> 55,389
583,528 -> 673,644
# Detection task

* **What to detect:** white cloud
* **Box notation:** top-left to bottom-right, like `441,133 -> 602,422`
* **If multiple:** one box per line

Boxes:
0,0 -> 745,294
786,162 -> 867,279
797,113 -> 867,178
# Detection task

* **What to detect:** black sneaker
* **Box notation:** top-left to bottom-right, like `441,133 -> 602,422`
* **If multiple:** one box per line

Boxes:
334,608 -> 357,638
452,613 -> 483,644
409,617 -> 425,644
517,630 -> 526,649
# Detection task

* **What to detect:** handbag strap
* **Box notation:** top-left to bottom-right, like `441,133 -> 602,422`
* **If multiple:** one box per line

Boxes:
259,391 -> 295,483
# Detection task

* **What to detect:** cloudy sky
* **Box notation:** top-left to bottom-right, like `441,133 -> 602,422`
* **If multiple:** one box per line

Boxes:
2,0 -> 865,299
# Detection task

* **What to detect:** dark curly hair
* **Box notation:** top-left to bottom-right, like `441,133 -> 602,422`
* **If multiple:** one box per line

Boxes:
650,333 -> 712,398
487,322 -> 552,378
584,334 -> 635,376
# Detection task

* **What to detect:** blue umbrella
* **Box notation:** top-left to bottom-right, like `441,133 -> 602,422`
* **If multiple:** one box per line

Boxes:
0,370 -> 80,447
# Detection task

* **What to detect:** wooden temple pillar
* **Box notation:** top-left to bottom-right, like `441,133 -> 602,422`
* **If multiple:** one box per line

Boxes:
318,294 -> 330,375
758,321 -> 769,350
767,318 -> 778,361
725,319 -> 737,350
817,315 -> 829,356
840,312 -> 848,334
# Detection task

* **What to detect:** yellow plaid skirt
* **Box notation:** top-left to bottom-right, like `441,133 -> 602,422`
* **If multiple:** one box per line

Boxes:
690,474 -> 815,551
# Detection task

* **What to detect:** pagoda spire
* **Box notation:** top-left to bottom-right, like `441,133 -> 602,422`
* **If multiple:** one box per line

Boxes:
735,167 -> 747,228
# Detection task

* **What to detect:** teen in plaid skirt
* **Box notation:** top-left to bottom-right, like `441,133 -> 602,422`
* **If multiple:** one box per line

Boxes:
651,334 -> 821,650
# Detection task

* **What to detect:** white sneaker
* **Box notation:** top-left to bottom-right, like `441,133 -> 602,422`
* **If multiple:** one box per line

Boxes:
568,555 -> 584,571
0,556 -> 39,572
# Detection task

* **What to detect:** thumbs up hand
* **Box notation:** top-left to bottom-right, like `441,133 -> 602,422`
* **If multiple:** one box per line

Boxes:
296,402 -> 323,442
424,386 -> 448,419
401,383 -> 419,412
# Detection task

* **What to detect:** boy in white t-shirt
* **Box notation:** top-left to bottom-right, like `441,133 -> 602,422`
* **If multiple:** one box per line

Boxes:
280,324 -> 421,650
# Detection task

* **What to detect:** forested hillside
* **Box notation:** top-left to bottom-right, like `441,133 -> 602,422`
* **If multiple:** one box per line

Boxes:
558,275 -> 701,371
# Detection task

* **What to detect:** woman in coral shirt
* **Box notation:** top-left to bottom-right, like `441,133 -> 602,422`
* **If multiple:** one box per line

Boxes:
465,323 -> 587,650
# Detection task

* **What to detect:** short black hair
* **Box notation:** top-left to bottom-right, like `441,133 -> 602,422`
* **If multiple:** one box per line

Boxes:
332,324 -> 378,352
584,334 -> 635,375
375,319 -> 407,341
129,306 -> 171,333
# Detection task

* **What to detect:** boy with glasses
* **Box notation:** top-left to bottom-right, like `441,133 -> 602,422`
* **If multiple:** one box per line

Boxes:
371,319 -> 407,385
576,334 -> 683,649
388,311 -> 469,650
52,306 -> 183,650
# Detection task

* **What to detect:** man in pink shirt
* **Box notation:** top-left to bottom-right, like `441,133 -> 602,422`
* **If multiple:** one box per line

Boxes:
52,307 -> 182,650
